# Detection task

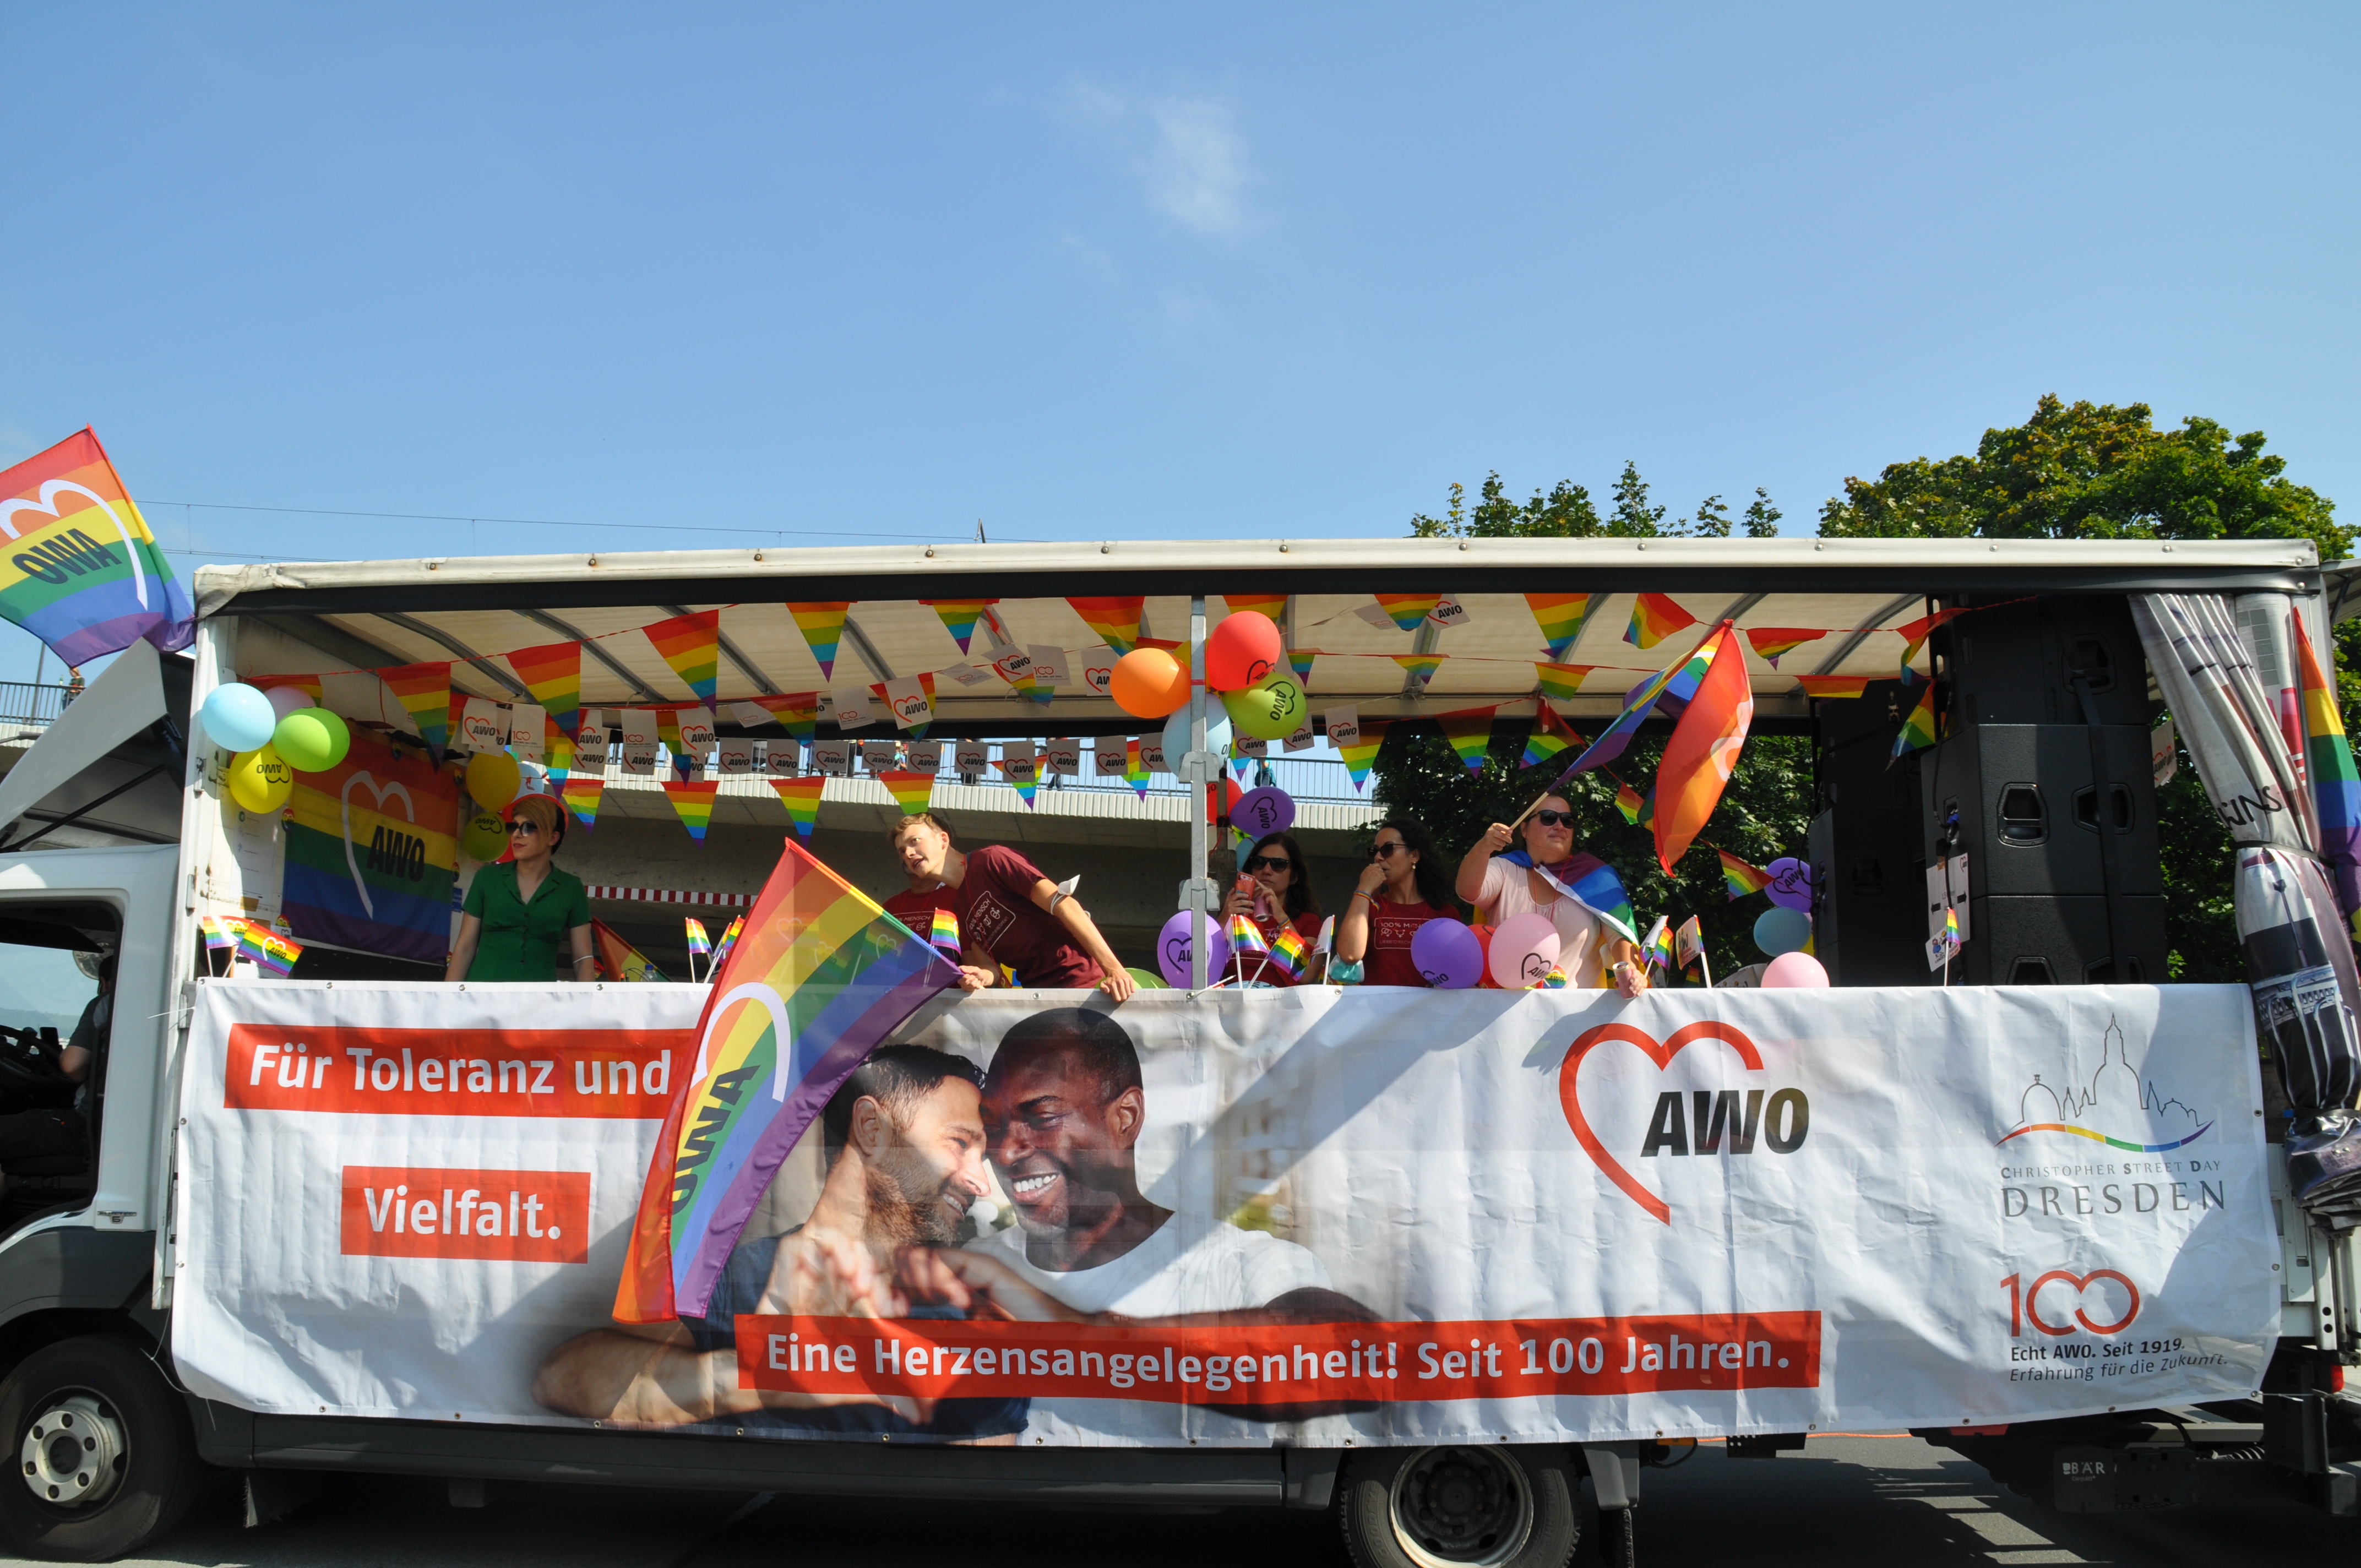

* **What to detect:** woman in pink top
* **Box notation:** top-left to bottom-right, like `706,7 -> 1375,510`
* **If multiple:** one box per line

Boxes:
1455,793 -> 1647,995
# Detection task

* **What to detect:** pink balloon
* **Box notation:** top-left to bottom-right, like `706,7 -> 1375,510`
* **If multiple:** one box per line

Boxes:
262,685 -> 314,721
1489,911 -> 1563,989
1761,952 -> 1830,988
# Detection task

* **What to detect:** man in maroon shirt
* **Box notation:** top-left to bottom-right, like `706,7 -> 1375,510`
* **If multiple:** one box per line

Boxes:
891,814 -> 1135,1002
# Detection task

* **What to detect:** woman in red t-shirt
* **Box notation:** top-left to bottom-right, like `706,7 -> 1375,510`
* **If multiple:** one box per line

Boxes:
1225,831 -> 1324,986
1334,817 -> 1460,986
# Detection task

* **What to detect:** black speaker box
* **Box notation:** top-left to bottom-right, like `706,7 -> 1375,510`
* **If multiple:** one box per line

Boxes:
1950,895 -> 2167,986
1935,595 -> 2150,728
1809,679 -> 1932,987
1918,725 -> 2162,898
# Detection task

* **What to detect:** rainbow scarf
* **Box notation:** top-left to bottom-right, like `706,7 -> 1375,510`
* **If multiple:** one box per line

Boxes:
786,602 -> 853,681
1718,848 -> 1772,900
1525,593 -> 1595,661
507,640 -> 583,742
613,840 -> 960,1322
1625,593 -> 1696,651
1499,848 -> 1637,945
2295,614 -> 2361,922
770,776 -> 824,839
1439,707 -> 1496,774
1067,596 -> 1144,655
684,918 -> 712,956
922,598 -> 997,654
0,428 -> 194,663
645,611 -> 722,704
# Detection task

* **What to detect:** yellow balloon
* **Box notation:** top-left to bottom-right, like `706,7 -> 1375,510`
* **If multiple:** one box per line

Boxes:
466,752 -> 522,812
227,747 -> 294,813
461,809 -> 510,862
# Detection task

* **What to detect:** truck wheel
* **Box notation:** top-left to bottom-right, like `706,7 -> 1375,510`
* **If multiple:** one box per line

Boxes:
0,1337 -> 203,1561
1337,1444 -> 1579,1568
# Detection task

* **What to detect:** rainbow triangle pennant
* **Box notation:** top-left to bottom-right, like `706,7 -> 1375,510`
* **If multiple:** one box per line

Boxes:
1124,738 -> 1149,798
1392,652 -> 1444,689
561,775 -> 605,829
1338,718 -> 1385,791
752,692 -> 821,744
505,640 -> 583,738
377,662 -> 454,757
922,599 -> 998,654
1625,593 -> 1698,651
1533,663 -> 1595,706
2294,613 -> 2361,920
1067,596 -> 1144,655
1522,705 -> 1583,768
769,776 -> 825,839
1525,593 -> 1596,661
663,779 -> 721,842
1894,606 -> 1971,679
1373,594 -> 1441,632
1796,674 -> 1872,700
787,602 -> 854,680
645,610 -> 721,703
1615,780 -> 1646,825
1438,707 -> 1497,774
1224,593 -> 1288,623
876,770 -> 936,816
1891,679 -> 1941,759
1744,627 -> 1827,668
1718,847 -> 1773,900
1288,649 -> 1315,689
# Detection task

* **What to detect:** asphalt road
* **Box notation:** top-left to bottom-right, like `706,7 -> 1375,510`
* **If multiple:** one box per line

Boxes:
12,1436 -> 2353,1567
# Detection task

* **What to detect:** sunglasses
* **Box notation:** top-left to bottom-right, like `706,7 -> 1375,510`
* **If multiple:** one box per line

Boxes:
1528,810 -> 1575,828
507,820 -> 543,835
1245,854 -> 1292,873
1370,841 -> 1407,859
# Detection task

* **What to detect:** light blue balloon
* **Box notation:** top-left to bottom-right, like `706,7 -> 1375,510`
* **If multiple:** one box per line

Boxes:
1753,905 -> 1813,958
199,683 -> 279,753
1160,706 -> 1233,767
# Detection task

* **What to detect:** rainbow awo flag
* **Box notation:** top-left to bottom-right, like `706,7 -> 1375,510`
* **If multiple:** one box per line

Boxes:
613,839 -> 962,1321
279,731 -> 461,965
1525,594 -> 1595,661
199,914 -> 238,952
922,599 -> 997,654
2293,613 -> 2361,922
1267,923 -> 1308,979
592,920 -> 667,982
786,602 -> 853,681
1625,594 -> 1696,651
236,921 -> 303,977
684,918 -> 712,956
645,610 -> 721,704
505,640 -> 583,741
0,429 -> 195,663
1718,848 -> 1773,900
1066,596 -> 1144,655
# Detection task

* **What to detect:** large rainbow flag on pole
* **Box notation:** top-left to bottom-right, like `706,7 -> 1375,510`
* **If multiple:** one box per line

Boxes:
1652,627 -> 1755,875
0,429 -> 194,662
1555,623 -> 1727,780
2293,614 -> 2361,924
613,839 -> 961,1321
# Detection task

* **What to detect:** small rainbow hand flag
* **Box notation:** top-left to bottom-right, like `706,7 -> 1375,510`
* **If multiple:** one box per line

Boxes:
1891,680 -> 1941,759
663,780 -> 720,842
929,906 -> 962,960
1392,652 -> 1444,689
1943,904 -> 1961,945
787,602 -> 853,681
1525,593 -> 1595,661
236,921 -> 302,977
1640,916 -> 1673,972
1625,593 -> 1698,651
877,770 -> 935,816
1718,848 -> 1772,900
1615,780 -> 1646,825
1743,628 -> 1827,668
200,914 -> 238,952
770,776 -> 825,839
714,915 -> 745,966
1675,914 -> 1705,976
684,917 -> 712,956
1373,594 -> 1441,631
922,599 -> 997,654
1228,913 -> 1270,958
1267,922 -> 1308,979
1530,963 -> 1568,990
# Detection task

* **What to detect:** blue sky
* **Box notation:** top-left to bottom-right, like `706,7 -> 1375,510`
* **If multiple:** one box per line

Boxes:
3,4 -> 2355,683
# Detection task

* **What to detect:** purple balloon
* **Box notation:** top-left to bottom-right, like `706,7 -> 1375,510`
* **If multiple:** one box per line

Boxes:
1410,917 -> 1483,989
1156,910 -> 1232,988
1232,785 -> 1296,839
1765,856 -> 1814,911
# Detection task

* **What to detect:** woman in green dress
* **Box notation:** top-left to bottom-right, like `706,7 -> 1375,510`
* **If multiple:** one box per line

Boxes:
444,794 -> 596,982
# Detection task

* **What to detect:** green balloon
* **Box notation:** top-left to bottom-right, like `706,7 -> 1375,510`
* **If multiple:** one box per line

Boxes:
461,809 -> 509,862
1223,673 -> 1306,742
272,707 -> 351,773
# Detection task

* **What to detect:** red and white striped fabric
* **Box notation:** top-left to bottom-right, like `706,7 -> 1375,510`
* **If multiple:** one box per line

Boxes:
583,886 -> 755,907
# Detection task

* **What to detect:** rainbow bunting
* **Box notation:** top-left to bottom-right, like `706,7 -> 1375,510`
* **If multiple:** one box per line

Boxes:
662,780 -> 721,842
543,716 -> 575,773
1894,606 -> 1971,678
1393,652 -> 1444,689
1615,780 -> 1646,825
1267,923 -> 1309,979
1557,624 -> 1726,779
1652,628 -> 1755,875
752,692 -> 822,744
236,921 -> 303,977
787,602 -> 854,680
561,775 -> 605,829
921,599 -> 998,654
1067,596 -> 1144,655
505,640 -> 583,739
1719,848 -> 1772,900
1438,707 -> 1497,774
1640,916 -> 1673,972
1373,594 -> 1441,632
1891,679 -> 1941,759
877,770 -> 935,816
1338,720 -> 1385,791
769,776 -> 824,839
684,917 -> 712,956
592,919 -> 667,983
1228,913 -> 1270,958
1124,738 -> 1150,799
1533,663 -> 1596,706
2293,614 -> 2361,920
1522,705 -> 1583,768
1625,593 -> 1698,651
713,916 -> 745,966
1224,593 -> 1289,623
1524,593 -> 1596,661
612,838 -> 961,1322
1743,628 -> 1827,668
1795,674 -> 1872,700
995,754 -> 1038,807
1288,649 -> 1315,689
928,907 -> 962,959
0,427 -> 195,663
645,610 -> 721,703
378,661 -> 454,757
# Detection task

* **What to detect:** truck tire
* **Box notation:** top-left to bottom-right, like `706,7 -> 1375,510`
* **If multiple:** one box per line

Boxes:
1337,1444 -> 1579,1568
0,1336 -> 203,1561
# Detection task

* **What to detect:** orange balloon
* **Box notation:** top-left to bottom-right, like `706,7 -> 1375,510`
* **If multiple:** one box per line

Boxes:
1207,611 -> 1282,692
1110,647 -> 1190,719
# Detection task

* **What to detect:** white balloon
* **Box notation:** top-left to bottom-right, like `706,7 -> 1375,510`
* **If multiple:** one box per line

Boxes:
262,686 -> 314,721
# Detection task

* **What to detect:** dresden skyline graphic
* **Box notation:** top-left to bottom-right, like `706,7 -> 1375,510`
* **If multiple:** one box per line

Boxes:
1995,1014 -> 2212,1154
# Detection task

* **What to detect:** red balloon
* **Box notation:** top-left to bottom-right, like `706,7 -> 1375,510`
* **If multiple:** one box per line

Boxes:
1206,777 -> 1244,827
1206,611 -> 1282,692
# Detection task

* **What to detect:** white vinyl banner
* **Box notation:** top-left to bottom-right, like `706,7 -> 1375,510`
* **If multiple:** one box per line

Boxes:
174,980 -> 2277,1448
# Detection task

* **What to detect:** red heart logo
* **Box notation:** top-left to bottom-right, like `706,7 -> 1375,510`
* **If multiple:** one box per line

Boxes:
1557,1021 -> 1764,1226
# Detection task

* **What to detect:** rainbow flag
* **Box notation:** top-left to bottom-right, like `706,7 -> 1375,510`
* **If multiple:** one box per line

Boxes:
1228,913 -> 1269,959
505,640 -> 583,739
684,917 -> 712,956
561,775 -> 604,829
876,770 -> 935,816
1640,916 -> 1673,972
1615,780 -> 1645,825
1267,923 -> 1308,979
1530,963 -> 1569,990
1225,593 -> 1288,623
1557,624 -> 1725,778
1124,738 -> 1150,798
236,921 -> 303,977
1744,628 -> 1827,668
1288,648 -> 1315,689
1534,663 -> 1595,706
1393,652 -> 1444,689
200,914 -> 238,952
378,661 -> 454,757
1067,596 -> 1144,655
1718,848 -> 1772,900
1675,914 -> 1705,979
645,610 -> 721,703
922,598 -> 997,654
1652,627 -> 1754,875
1438,707 -> 1497,774
592,919 -> 667,983
1339,719 -> 1385,791
612,839 -> 961,1321
1525,593 -> 1596,661
2294,614 -> 2361,919
280,731 -> 461,965
787,602 -> 853,680
769,776 -> 825,839
0,428 -> 194,663
713,915 -> 746,966
1943,904 -> 1960,946
928,907 -> 962,960
1373,594 -> 1441,632
1522,705 -> 1582,767
1891,679 -> 1941,759
1625,593 -> 1697,651
752,692 -> 822,744
1796,674 -> 1872,700
663,779 -> 720,842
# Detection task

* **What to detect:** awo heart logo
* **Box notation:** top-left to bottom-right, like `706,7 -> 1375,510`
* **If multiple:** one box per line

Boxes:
1557,1020 -> 1764,1226
339,771 -> 418,919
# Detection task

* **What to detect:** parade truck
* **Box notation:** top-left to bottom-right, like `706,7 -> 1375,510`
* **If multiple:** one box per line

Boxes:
0,536 -> 2352,1566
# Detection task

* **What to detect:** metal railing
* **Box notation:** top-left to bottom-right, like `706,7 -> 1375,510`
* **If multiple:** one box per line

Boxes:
0,682 -> 74,743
